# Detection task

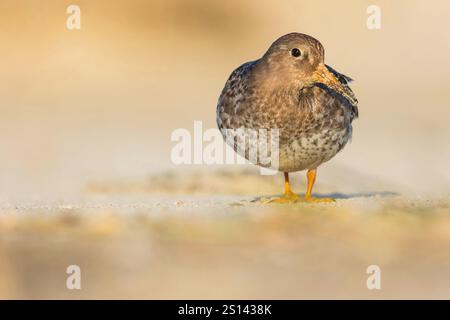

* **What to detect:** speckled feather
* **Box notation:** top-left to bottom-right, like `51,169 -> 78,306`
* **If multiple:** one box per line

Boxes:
216,33 -> 359,172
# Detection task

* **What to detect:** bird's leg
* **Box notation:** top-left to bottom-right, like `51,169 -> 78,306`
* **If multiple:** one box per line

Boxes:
305,169 -> 316,199
283,172 -> 298,198
268,172 -> 300,203
304,169 -> 334,202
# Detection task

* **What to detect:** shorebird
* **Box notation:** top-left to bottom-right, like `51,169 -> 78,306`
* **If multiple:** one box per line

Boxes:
216,33 -> 358,202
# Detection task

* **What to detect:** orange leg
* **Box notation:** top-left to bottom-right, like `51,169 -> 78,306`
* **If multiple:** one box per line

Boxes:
268,172 -> 300,203
283,172 -> 294,196
305,169 -> 316,199
304,169 -> 334,202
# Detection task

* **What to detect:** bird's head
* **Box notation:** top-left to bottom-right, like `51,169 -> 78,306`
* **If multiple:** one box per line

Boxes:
256,33 -> 357,105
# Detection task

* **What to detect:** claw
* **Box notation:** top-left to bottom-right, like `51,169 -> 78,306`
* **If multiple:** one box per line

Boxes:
268,191 -> 300,203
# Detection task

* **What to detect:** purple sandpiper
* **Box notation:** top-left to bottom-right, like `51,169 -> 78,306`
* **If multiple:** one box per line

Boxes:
216,33 -> 359,202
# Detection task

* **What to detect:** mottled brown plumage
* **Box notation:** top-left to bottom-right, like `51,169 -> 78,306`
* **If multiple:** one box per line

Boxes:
216,33 -> 359,202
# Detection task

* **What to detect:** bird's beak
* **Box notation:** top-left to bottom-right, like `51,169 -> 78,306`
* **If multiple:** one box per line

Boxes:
312,64 -> 358,105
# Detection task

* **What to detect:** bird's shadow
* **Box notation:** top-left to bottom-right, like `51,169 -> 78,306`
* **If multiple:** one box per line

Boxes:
315,191 -> 399,199
253,191 -> 399,202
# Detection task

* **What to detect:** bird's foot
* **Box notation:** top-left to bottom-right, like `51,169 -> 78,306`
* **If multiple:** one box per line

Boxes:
266,191 -> 301,203
257,194 -> 335,204
304,196 -> 335,203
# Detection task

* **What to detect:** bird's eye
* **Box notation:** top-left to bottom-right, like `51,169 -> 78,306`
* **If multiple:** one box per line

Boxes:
291,48 -> 302,57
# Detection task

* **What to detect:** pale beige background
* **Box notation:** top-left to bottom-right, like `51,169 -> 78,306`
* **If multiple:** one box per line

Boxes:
0,0 -> 449,200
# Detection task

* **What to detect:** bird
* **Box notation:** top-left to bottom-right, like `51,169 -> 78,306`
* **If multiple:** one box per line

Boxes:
216,33 -> 358,202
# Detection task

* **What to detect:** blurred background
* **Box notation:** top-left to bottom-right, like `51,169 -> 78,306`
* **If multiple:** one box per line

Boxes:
0,0 -> 450,299
1,0 -> 449,200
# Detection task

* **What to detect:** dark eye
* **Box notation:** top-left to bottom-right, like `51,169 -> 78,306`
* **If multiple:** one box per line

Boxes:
291,48 -> 301,57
